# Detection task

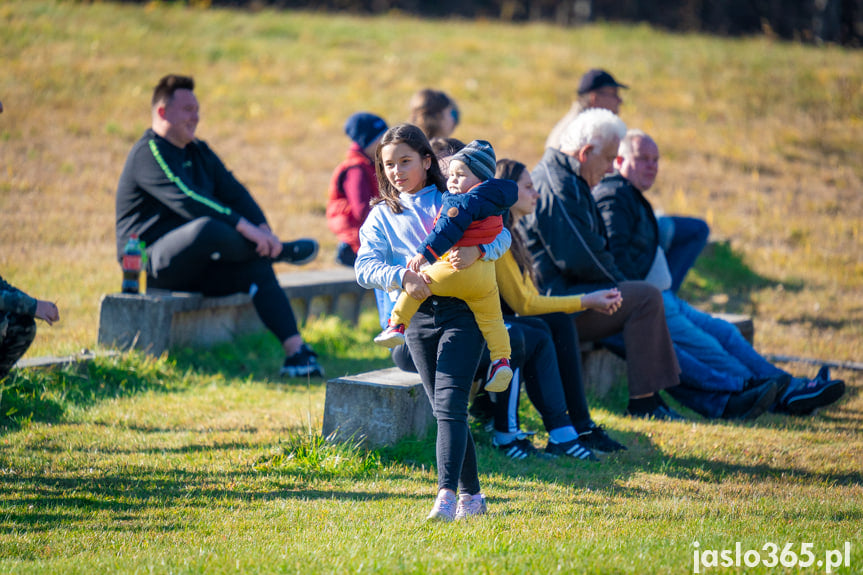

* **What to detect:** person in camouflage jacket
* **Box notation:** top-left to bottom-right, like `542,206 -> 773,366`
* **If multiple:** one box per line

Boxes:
0,274 -> 59,380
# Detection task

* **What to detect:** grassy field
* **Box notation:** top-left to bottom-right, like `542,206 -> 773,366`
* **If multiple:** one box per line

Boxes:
1,1 -> 862,573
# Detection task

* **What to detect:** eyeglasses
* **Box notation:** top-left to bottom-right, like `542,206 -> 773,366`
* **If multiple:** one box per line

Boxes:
451,106 -> 460,126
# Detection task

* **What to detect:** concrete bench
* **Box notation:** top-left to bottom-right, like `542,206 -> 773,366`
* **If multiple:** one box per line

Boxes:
322,367 -> 433,448
321,313 -> 755,446
97,267 -> 375,356
13,350 -> 118,371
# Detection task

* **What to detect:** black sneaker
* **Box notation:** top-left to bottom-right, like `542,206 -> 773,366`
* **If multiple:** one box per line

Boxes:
578,424 -> 627,453
545,438 -> 598,461
722,380 -> 778,420
493,437 -> 537,460
777,376 -> 845,415
280,344 -> 325,378
275,239 -> 318,265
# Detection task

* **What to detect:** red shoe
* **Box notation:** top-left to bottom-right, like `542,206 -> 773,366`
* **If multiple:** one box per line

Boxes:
373,321 -> 406,348
485,358 -> 513,393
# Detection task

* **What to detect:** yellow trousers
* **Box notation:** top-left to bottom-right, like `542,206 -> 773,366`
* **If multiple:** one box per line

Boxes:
391,255 -> 511,361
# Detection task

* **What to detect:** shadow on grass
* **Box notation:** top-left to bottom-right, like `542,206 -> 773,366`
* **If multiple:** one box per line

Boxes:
0,467 -> 432,534
0,354 -> 181,433
679,240 -> 801,314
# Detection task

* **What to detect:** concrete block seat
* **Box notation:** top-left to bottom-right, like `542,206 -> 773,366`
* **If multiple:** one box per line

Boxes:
322,367 -> 433,448
97,267 -> 375,356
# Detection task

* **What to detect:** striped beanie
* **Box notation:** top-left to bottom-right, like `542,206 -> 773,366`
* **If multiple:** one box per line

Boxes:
450,139 -> 496,182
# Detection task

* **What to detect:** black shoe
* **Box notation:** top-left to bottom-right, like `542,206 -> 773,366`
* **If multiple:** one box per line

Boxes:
722,380 -> 778,420
577,423 -> 627,453
777,376 -> 845,415
493,437 -> 537,460
545,438 -> 598,461
744,373 -> 792,395
275,239 -> 318,265
280,344 -> 325,378
625,404 -> 686,421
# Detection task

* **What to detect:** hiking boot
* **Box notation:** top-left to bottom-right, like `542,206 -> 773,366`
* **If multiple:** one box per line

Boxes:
722,380 -> 778,420
493,436 -> 537,460
776,376 -> 845,415
455,493 -> 488,520
427,489 -> 457,522
578,423 -> 627,453
485,358 -> 513,393
280,344 -> 325,378
373,321 -> 406,348
545,438 -> 598,461
275,238 -> 318,265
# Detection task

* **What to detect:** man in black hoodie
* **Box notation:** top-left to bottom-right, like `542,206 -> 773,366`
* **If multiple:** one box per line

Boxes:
115,74 -> 322,378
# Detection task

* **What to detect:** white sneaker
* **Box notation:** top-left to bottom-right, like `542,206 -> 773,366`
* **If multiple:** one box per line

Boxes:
426,489 -> 457,522
455,493 -> 487,520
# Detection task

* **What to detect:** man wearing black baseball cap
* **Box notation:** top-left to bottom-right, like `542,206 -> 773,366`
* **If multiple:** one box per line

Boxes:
545,68 -> 628,150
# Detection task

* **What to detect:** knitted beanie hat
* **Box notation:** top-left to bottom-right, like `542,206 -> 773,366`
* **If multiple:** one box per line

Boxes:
344,112 -> 388,149
450,139 -> 496,181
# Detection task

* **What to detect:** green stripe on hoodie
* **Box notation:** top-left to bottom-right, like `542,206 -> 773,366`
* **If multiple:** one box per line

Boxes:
148,139 -> 232,216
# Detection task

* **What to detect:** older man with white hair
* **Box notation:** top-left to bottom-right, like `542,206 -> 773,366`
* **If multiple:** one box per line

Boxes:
593,129 -> 846,419
519,108 -> 683,421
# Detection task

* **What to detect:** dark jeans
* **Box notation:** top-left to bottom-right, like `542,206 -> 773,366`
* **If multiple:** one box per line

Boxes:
0,313 -> 37,380
146,217 -> 299,343
405,296 -> 484,495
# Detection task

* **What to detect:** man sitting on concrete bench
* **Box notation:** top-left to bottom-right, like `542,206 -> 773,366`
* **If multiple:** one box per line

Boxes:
115,74 -> 322,378
592,129 -> 845,419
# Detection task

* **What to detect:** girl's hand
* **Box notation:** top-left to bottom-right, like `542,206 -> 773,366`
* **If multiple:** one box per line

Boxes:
449,245 -> 480,270
406,254 -> 427,273
582,288 -> 622,315
402,270 -> 432,300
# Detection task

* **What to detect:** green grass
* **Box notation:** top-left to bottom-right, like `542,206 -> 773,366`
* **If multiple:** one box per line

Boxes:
2,312 -> 861,574
1,1 -> 862,572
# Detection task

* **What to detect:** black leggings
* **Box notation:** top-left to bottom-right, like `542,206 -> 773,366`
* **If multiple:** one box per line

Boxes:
146,217 -> 299,343
405,297 -> 484,495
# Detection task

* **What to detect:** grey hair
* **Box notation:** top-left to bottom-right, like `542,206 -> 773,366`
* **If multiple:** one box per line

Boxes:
618,129 -> 651,159
559,108 -> 627,155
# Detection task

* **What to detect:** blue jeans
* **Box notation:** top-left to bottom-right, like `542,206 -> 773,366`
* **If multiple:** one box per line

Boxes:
657,216 -> 710,294
662,291 -> 787,417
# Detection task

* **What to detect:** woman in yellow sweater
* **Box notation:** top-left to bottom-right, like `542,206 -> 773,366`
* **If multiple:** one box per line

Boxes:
483,159 -> 627,454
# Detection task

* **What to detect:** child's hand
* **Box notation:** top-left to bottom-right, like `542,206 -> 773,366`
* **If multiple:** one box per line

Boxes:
582,288 -> 622,315
449,246 -> 481,270
407,254 -> 427,272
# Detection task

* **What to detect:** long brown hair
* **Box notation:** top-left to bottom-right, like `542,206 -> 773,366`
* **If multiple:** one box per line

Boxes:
495,159 -> 537,285
372,123 -> 447,214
